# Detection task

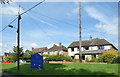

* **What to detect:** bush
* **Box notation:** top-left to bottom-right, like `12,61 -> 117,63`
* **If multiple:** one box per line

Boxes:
85,57 -> 89,62
46,55 -> 72,61
102,50 -> 118,64
23,54 -> 31,60
112,56 -> 120,64
12,53 -> 18,62
89,55 -> 96,62
95,55 -> 104,63
4,56 -> 14,62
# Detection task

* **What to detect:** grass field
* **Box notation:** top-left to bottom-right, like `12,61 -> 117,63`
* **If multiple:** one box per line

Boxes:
2,63 -> 119,76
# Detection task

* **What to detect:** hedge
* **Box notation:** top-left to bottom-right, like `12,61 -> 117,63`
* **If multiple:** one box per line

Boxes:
46,55 -> 72,61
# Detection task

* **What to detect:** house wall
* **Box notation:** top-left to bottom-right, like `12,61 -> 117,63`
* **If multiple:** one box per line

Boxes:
75,55 -> 79,60
44,50 -> 67,55
89,46 -> 98,50
62,51 -> 68,56
68,45 -> 112,57
104,45 -> 111,50
85,55 -> 92,61
43,52 -> 48,55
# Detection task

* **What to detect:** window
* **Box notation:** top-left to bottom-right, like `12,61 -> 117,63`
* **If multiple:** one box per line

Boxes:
71,48 -> 74,51
59,51 -> 61,54
84,46 -> 89,50
52,51 -> 55,54
98,46 -> 104,50
57,51 -> 61,54
47,52 -> 50,54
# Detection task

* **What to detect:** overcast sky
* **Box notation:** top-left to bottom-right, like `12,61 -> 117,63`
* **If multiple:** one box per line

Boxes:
0,1 -> 118,55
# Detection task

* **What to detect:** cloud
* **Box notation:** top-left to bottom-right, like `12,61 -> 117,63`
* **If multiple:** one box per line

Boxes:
27,14 -> 58,28
22,42 -> 38,48
72,7 -> 79,15
84,6 -> 118,48
0,3 -> 24,15
0,43 -> 2,46
31,43 -> 38,47
1,7 -> 23,15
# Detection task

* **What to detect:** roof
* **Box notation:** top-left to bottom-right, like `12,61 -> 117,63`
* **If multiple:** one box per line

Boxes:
47,44 -> 67,52
4,52 -> 13,56
32,47 -> 48,53
75,50 -> 106,55
68,39 -> 112,48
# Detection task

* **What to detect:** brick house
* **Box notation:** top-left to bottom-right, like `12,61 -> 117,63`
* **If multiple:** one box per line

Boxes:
43,43 -> 68,56
68,36 -> 117,61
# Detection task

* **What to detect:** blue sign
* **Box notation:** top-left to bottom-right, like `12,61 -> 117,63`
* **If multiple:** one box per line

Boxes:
31,53 -> 43,70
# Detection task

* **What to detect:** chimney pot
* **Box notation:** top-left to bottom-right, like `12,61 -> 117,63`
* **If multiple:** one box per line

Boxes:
32,47 -> 34,50
59,43 -> 62,46
90,36 -> 92,40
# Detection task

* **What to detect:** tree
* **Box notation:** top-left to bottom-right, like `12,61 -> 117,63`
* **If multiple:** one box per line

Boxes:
13,46 -> 23,55
12,46 -> 24,61
25,49 -> 35,55
0,0 -> 12,4
102,50 -> 118,63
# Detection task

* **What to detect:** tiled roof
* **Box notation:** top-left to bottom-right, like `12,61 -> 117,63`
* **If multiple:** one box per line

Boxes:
32,47 -> 48,53
47,44 -> 67,52
68,39 -> 112,48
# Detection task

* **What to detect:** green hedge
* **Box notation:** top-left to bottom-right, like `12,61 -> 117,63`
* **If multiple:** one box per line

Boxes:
112,56 -> 120,64
46,55 -> 72,61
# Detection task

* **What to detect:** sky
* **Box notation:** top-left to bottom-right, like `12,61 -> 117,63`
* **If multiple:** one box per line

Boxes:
0,1 -> 118,55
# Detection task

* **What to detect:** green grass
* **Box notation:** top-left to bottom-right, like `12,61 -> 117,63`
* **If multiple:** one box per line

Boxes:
2,63 -> 119,76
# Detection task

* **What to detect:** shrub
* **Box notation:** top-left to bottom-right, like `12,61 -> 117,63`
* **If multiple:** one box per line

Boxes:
4,56 -> 13,62
102,50 -> 118,64
112,56 -> 120,64
89,55 -> 96,62
23,54 -> 31,60
46,55 -> 72,61
85,57 -> 89,62
95,55 -> 104,63
12,53 -> 18,62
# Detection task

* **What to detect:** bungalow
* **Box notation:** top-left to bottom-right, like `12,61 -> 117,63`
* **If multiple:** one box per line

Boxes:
32,47 -> 48,55
68,36 -> 117,61
43,43 -> 68,55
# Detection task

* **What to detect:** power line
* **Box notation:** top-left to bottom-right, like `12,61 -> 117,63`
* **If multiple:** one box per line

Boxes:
0,0 -> 45,33
31,10 -> 79,28
20,0 -> 45,16
0,26 -> 8,32
29,10 -> 87,30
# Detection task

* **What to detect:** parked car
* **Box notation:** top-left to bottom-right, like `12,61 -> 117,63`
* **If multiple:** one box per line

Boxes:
16,60 -> 26,63
43,59 -> 49,63
3,61 -> 11,63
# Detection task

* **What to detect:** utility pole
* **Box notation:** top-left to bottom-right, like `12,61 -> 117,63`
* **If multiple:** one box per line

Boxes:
17,5 -> 21,71
79,0 -> 82,62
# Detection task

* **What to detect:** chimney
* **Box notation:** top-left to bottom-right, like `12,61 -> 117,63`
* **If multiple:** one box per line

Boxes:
53,44 -> 56,47
59,43 -> 62,46
90,36 -> 92,40
32,47 -> 34,50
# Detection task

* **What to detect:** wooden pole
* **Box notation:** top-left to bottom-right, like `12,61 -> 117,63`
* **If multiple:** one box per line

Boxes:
17,5 -> 20,71
79,0 -> 82,62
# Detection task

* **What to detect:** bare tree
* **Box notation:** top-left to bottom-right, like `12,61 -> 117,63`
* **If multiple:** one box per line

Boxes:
0,0 -> 12,4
